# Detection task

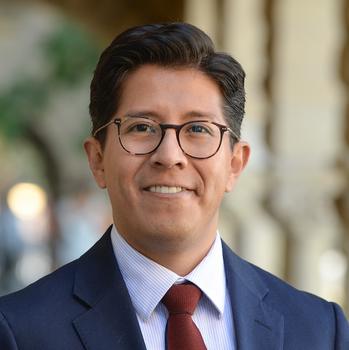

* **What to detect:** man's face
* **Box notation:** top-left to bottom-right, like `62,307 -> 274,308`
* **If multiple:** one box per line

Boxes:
85,65 -> 249,259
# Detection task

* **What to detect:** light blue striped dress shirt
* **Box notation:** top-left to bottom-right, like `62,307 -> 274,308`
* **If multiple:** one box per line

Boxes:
110,226 -> 236,350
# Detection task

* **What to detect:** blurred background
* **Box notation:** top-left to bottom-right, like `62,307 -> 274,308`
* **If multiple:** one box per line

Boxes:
0,0 -> 348,315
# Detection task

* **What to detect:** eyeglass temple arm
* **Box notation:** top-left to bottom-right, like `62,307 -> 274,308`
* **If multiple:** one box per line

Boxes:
227,127 -> 240,141
93,119 -> 118,137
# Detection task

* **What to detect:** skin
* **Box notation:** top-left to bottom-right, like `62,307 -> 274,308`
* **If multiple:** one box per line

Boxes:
84,64 -> 250,275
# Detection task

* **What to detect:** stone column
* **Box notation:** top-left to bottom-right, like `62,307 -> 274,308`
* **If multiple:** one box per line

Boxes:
184,0 -> 219,43
219,0 -> 287,278
270,0 -> 347,304
337,0 -> 349,312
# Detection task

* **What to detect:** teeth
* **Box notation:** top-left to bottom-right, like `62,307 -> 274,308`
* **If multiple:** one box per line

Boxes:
148,186 -> 184,194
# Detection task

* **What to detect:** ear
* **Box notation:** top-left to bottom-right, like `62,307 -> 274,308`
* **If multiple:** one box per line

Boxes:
225,141 -> 250,192
84,137 -> 107,189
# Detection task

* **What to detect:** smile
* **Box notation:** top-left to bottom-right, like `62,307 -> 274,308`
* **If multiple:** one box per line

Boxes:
147,185 -> 187,194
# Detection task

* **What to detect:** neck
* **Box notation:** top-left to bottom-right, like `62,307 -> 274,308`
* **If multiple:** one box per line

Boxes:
137,237 -> 216,276
115,226 -> 217,276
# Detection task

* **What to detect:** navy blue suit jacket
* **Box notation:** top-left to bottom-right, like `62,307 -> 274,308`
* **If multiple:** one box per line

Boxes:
0,226 -> 348,349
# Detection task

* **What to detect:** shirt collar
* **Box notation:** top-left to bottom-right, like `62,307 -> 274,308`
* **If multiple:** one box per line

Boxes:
110,225 -> 226,320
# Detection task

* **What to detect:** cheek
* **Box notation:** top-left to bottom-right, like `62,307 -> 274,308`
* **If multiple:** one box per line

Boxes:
103,157 -> 119,186
105,156 -> 143,198
211,157 -> 234,194
198,161 -> 227,199
102,157 -> 124,200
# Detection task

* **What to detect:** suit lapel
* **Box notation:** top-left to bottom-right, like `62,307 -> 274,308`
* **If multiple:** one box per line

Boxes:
72,227 -> 146,350
222,243 -> 284,350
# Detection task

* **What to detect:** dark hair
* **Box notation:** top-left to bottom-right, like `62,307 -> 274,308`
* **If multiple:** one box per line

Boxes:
89,22 -> 246,146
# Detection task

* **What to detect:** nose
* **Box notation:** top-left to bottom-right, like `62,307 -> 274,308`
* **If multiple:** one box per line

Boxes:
149,129 -> 188,169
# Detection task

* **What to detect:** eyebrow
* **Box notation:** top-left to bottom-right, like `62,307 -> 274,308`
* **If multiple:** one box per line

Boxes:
185,110 -> 219,120
123,111 -> 158,119
123,110 -> 219,121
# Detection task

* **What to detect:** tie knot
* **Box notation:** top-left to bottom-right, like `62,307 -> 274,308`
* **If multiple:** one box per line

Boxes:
162,284 -> 202,315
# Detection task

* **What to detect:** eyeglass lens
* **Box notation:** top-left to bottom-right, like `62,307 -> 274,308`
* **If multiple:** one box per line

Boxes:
118,117 -> 223,158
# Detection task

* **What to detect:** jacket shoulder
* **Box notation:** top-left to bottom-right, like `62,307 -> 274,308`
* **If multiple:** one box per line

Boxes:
0,259 -> 78,314
222,242 -> 349,347
222,240 -> 331,308
253,263 -> 349,347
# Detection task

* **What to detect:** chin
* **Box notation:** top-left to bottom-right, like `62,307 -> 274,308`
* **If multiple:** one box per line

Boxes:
150,214 -> 193,232
147,221 -> 203,247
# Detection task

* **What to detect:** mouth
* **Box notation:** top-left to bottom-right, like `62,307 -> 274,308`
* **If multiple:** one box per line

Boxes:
144,185 -> 190,194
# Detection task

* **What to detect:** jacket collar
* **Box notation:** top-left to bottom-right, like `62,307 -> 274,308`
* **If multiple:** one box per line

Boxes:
222,241 -> 284,350
72,226 -> 146,350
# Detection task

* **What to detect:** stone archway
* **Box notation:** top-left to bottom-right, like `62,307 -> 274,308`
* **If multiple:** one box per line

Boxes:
33,0 -> 185,40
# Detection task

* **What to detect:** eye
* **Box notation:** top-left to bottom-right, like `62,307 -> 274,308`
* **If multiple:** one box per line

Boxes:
131,123 -> 155,133
186,123 -> 213,136
122,120 -> 158,135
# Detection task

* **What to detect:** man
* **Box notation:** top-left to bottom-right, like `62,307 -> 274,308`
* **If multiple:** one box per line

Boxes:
0,22 -> 348,350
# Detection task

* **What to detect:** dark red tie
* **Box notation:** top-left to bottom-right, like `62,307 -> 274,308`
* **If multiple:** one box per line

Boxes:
162,284 -> 207,350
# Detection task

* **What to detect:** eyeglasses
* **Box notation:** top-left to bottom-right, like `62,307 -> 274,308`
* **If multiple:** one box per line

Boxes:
93,116 -> 239,159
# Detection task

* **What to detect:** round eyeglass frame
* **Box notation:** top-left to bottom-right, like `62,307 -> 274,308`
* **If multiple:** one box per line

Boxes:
93,117 -> 240,159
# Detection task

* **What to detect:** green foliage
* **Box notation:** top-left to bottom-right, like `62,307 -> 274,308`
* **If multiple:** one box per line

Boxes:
0,79 -> 49,138
42,22 -> 99,86
0,20 -> 100,140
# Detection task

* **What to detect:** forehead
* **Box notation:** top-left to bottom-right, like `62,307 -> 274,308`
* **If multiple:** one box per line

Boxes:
117,64 -> 224,122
